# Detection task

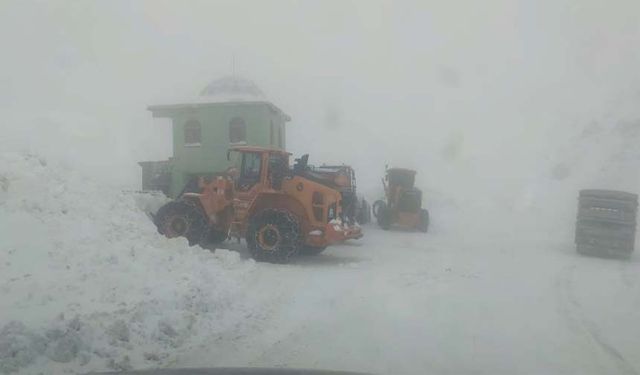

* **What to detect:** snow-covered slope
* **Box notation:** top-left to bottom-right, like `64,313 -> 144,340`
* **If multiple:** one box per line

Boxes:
0,153 -> 265,374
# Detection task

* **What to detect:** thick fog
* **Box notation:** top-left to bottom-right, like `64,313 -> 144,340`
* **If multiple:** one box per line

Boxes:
1,0 -> 640,247
3,1 -> 640,374
3,1 -> 639,197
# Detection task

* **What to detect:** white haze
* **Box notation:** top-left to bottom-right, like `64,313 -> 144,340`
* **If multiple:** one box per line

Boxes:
2,1 -> 639,194
3,0 -> 640,270
2,0 -> 638,240
2,0 -> 640,373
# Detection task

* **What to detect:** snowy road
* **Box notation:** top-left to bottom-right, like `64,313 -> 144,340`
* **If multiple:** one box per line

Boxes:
180,225 -> 640,375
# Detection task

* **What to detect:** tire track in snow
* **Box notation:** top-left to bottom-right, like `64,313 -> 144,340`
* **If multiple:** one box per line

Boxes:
556,264 -> 637,375
618,259 -> 637,288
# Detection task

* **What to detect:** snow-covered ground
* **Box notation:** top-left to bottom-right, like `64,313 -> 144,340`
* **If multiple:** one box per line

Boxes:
2,146 -> 640,375
174,201 -> 640,375
187,231 -> 640,375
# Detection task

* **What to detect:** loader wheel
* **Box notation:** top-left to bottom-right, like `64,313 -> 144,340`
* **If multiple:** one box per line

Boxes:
376,203 -> 392,230
246,209 -> 301,263
372,200 -> 385,219
300,246 -> 327,256
418,208 -> 430,233
154,200 -> 208,246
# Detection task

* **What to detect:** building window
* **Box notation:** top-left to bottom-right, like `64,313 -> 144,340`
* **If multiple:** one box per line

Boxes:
229,117 -> 247,144
278,125 -> 284,148
184,120 -> 201,147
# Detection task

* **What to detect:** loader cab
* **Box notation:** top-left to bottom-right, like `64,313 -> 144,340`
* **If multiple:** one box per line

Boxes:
268,152 -> 289,189
385,168 -> 422,213
375,167 -> 429,232
386,168 -> 416,190
237,152 -> 262,191
228,146 -> 291,192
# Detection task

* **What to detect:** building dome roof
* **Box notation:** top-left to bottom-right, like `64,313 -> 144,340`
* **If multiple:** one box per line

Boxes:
200,76 -> 265,101
149,75 -> 290,122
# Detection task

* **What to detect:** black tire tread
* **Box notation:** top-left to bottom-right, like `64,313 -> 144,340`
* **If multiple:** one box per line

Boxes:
246,209 -> 301,263
154,199 -> 208,246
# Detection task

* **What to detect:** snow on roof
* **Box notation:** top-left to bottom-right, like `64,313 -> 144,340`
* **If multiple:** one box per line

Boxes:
199,75 -> 266,102
148,76 -> 291,121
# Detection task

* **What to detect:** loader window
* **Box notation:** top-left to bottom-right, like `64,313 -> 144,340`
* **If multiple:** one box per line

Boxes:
388,170 -> 415,189
268,154 -> 288,189
238,152 -> 261,190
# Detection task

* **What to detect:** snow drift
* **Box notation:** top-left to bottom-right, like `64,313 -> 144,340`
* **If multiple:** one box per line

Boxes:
0,153 -> 263,374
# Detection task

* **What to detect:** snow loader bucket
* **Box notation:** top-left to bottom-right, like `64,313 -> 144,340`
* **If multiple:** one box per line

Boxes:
325,220 -> 363,244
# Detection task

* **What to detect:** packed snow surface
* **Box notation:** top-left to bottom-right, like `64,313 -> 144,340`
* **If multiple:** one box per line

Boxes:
1,137 -> 640,374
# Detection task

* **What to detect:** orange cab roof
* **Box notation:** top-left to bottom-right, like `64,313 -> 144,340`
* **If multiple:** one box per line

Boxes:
387,167 -> 416,174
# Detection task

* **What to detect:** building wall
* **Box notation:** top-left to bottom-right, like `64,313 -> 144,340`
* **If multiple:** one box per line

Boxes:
167,102 -> 287,197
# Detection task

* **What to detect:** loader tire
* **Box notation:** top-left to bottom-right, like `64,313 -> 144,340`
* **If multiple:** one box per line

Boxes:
246,209 -> 301,263
377,203 -> 392,230
418,208 -> 430,233
372,200 -> 385,219
154,200 -> 208,246
300,246 -> 327,256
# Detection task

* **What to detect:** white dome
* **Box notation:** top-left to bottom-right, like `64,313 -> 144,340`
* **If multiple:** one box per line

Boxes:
199,76 -> 265,101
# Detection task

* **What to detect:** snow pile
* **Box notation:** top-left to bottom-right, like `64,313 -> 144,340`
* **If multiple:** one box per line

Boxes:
0,153 -> 261,374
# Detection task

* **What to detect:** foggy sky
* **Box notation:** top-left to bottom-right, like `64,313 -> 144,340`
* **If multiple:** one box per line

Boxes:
1,0 -> 639,206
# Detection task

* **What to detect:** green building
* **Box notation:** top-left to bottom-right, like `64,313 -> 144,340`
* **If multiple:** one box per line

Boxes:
140,76 -> 291,197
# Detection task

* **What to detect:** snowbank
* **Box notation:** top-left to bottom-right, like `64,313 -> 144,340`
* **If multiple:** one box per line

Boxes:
0,153 -> 261,374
